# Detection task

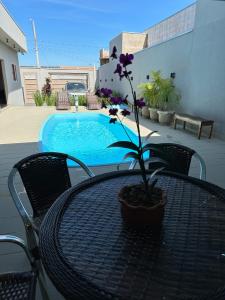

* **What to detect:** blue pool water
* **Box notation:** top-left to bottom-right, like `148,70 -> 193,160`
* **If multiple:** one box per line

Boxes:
40,113 -> 139,166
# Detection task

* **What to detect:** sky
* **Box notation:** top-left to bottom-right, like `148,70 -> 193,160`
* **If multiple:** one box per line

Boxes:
2,0 -> 195,67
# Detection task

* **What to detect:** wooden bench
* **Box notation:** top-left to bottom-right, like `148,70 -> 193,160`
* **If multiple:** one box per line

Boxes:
174,113 -> 214,139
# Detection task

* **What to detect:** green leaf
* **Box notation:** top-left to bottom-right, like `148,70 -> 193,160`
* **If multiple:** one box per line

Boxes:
142,144 -> 164,155
108,141 -> 139,152
142,131 -> 158,144
150,166 -> 165,179
123,152 -> 139,160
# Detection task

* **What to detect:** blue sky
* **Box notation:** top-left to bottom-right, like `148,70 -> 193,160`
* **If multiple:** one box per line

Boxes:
3,0 -> 195,67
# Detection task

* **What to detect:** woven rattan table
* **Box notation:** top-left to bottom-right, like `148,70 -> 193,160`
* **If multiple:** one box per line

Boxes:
39,170 -> 225,300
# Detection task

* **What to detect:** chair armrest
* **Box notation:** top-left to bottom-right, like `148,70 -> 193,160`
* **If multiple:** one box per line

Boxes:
8,167 -> 39,254
0,235 -> 33,263
8,168 -> 34,227
129,157 -> 169,170
129,159 -> 138,170
67,155 -> 95,177
193,152 -> 206,180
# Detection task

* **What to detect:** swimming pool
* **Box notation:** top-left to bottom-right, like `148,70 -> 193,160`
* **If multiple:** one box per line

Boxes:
40,113 -> 139,166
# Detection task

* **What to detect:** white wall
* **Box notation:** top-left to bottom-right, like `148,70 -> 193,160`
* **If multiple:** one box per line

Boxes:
186,0 -> 225,137
0,2 -> 27,52
98,0 -> 225,138
0,40 -> 24,105
99,32 -> 193,108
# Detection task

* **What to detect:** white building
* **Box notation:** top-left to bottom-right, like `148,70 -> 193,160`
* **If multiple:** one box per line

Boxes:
98,0 -> 225,138
0,2 -> 27,107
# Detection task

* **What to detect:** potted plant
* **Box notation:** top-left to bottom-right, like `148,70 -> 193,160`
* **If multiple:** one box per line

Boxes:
138,71 -> 162,122
138,71 -> 159,122
96,47 -> 166,229
141,105 -> 150,119
156,72 -> 181,125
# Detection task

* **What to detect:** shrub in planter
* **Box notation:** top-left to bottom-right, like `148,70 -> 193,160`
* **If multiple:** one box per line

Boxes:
139,71 -> 181,124
45,92 -> 57,106
78,95 -> 87,106
69,95 -> 75,106
155,72 -> 180,125
138,71 -> 161,122
33,91 -> 44,106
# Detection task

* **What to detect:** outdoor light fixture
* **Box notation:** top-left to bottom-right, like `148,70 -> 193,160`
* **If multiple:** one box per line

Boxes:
111,79 -> 113,82
146,75 -> 150,80
170,72 -> 176,79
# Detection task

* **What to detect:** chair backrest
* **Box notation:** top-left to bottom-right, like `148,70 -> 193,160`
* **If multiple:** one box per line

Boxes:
149,143 -> 195,175
128,143 -> 206,179
56,91 -> 70,108
86,93 -> 101,110
14,152 -> 71,217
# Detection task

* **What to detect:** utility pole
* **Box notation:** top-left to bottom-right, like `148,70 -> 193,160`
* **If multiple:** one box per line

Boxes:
30,19 -> 40,68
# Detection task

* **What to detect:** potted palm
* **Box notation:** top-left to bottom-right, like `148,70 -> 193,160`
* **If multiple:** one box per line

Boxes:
96,47 -> 166,229
139,71 -> 180,124
138,71 -> 161,122
156,72 -> 181,125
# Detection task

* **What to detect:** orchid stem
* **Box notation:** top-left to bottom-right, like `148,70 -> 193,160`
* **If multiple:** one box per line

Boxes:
125,70 -> 148,194
117,114 -> 133,143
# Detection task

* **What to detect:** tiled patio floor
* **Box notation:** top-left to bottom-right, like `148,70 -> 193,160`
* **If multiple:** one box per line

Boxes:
0,106 -> 225,299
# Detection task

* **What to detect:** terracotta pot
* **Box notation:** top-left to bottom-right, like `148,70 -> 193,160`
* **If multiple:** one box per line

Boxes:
119,189 -> 166,229
149,108 -> 158,122
141,106 -> 150,118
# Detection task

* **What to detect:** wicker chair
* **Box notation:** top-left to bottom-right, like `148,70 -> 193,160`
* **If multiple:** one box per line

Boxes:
129,143 -> 206,180
0,235 -> 37,300
56,91 -> 70,110
8,152 -> 95,252
86,93 -> 101,110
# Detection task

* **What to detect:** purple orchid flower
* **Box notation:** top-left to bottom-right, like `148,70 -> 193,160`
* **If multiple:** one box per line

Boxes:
109,108 -> 118,116
109,118 -> 117,124
136,98 -> 145,108
101,88 -> 112,98
123,70 -> 132,78
122,95 -> 128,105
95,89 -> 102,97
110,46 -> 117,60
119,53 -> 134,67
101,101 -> 107,109
121,109 -> 131,117
114,63 -> 122,76
110,97 -> 122,105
